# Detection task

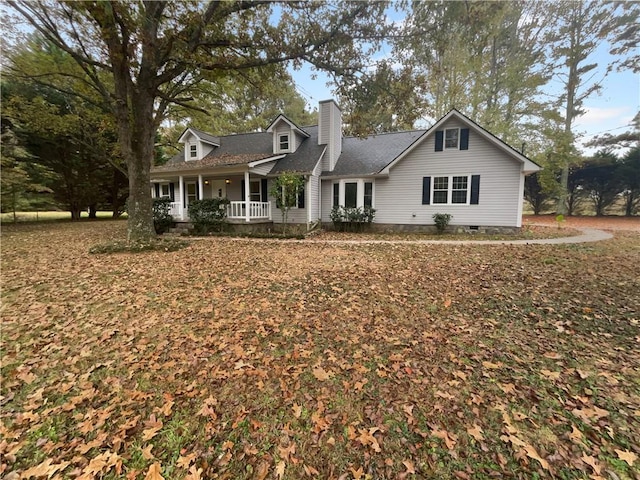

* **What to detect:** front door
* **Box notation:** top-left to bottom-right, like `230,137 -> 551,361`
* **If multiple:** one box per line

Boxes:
211,180 -> 227,199
186,182 -> 198,207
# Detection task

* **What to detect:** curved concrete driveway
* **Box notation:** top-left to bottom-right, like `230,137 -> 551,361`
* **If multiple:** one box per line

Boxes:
299,226 -> 613,246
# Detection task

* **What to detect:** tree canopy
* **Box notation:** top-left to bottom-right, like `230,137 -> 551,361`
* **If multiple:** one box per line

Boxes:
6,0 -> 388,240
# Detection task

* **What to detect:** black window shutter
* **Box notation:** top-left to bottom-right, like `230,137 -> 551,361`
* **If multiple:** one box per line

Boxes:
261,179 -> 268,202
297,183 -> 305,208
169,183 -> 175,201
435,131 -> 444,151
154,184 -> 160,198
241,179 -> 245,200
460,128 -> 470,150
422,177 -> 431,205
470,175 -> 480,204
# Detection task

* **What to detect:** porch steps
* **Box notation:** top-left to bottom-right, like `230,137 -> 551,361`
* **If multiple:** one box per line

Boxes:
169,222 -> 193,235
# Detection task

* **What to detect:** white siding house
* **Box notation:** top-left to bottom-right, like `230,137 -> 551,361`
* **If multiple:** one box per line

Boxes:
151,101 -> 540,231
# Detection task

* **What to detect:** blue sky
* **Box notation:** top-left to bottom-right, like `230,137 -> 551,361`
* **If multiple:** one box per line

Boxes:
289,30 -> 639,155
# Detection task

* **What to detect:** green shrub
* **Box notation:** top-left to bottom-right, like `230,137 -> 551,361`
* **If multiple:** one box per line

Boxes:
330,205 -> 376,232
153,198 -> 173,234
432,213 -> 452,233
188,198 -> 230,234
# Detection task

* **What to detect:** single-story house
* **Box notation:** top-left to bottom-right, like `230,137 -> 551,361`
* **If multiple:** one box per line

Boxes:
150,100 -> 541,232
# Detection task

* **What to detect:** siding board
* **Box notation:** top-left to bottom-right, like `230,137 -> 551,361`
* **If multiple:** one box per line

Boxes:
365,120 -> 523,227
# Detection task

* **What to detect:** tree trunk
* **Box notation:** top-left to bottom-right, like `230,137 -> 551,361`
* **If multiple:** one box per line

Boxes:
88,204 -> 97,219
113,89 -> 156,243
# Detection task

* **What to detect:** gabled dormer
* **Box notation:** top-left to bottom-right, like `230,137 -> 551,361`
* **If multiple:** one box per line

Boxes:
177,127 -> 220,161
266,114 -> 310,155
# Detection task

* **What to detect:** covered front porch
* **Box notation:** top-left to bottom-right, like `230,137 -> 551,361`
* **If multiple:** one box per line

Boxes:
151,171 -> 271,222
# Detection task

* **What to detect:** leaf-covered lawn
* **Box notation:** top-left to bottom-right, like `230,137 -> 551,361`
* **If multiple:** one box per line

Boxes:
2,221 -> 639,480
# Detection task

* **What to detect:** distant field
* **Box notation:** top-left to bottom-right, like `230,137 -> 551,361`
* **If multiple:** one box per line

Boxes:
0,211 -> 125,222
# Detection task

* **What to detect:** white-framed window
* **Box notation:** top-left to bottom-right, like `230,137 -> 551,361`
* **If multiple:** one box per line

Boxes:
445,128 -> 459,149
432,176 -> 449,204
189,144 -> 198,158
332,179 -> 374,209
160,183 -> 170,198
432,175 -> 470,205
249,180 -> 261,202
279,134 -> 290,152
277,182 -> 305,209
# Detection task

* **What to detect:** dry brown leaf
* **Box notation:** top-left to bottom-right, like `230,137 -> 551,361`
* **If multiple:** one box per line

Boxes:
482,361 -> 503,369
569,425 -> 584,444
141,444 -> 155,460
312,366 -> 331,381
292,403 -> 303,418
466,424 -> 484,442
176,453 -> 197,470
524,444 -> 549,470
254,461 -> 270,480
145,462 -> 164,480
581,454 -> 601,474
184,465 -> 203,480
614,449 -> 637,466
275,460 -> 286,479
540,369 -> 561,380
402,459 -> 416,474
350,466 -> 364,479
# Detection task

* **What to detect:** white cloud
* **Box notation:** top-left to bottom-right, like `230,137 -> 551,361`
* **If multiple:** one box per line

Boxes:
574,106 -> 632,127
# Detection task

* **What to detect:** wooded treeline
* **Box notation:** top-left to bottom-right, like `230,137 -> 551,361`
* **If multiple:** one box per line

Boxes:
1,1 -> 638,232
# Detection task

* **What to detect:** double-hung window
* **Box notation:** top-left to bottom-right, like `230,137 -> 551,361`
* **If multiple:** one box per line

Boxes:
432,175 -> 469,204
423,174 -> 479,205
433,177 -> 449,204
445,128 -> 459,149
160,183 -> 170,198
451,176 -> 468,204
279,134 -> 289,151
189,144 -> 198,158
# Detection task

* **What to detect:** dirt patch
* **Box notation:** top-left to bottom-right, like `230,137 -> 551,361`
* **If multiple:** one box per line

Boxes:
523,214 -> 640,232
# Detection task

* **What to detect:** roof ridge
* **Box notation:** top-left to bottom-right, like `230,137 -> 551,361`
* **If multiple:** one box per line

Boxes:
344,128 -> 427,140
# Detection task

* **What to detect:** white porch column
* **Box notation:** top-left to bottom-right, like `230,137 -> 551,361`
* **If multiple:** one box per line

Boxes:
357,179 -> 365,208
198,174 -> 203,201
244,170 -> 251,222
178,175 -> 184,220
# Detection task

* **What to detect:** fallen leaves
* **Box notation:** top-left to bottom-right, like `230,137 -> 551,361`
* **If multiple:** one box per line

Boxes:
2,221 -> 639,480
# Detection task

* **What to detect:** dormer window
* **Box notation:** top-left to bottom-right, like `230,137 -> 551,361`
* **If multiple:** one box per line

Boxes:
189,144 -> 198,158
279,134 -> 290,152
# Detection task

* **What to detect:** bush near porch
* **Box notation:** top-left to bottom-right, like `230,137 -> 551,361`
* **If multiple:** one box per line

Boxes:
188,198 -> 231,234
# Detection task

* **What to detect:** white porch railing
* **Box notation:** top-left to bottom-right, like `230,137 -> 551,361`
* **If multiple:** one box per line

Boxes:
170,202 -> 184,220
227,201 -> 271,220
170,201 -> 271,221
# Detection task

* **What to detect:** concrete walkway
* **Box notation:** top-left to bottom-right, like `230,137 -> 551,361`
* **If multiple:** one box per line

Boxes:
298,227 -> 613,246
197,226 -> 613,245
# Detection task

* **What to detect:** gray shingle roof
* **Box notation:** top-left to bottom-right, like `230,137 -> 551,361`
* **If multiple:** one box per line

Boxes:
153,124 -> 428,177
270,126 -> 326,175
187,127 -> 220,145
152,131 -> 275,173
325,129 -> 427,176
